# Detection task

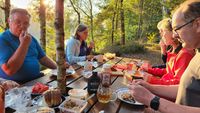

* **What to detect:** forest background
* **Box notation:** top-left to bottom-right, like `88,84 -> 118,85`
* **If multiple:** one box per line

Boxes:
0,0 -> 185,66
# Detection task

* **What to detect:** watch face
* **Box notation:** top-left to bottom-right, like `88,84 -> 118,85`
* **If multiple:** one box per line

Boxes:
150,96 -> 160,110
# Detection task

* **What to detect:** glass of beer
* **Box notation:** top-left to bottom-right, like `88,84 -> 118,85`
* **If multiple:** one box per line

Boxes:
97,84 -> 117,103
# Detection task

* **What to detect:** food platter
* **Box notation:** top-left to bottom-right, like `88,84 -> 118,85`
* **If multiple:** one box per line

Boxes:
32,95 -> 65,108
117,88 -> 143,105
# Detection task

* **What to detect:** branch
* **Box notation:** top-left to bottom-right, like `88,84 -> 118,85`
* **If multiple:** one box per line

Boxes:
69,0 -> 79,14
0,24 -> 5,30
82,0 -> 90,11
0,18 -> 5,30
0,6 -> 5,10
78,6 -> 90,17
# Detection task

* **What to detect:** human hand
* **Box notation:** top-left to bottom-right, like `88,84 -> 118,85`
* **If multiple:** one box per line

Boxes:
19,30 -> 32,47
64,62 -> 70,69
129,83 -> 155,106
144,107 -> 157,113
139,62 -> 151,72
89,41 -> 95,49
2,80 -> 19,91
86,55 -> 94,61
159,39 -> 167,54
142,72 -> 152,82
132,79 -> 151,89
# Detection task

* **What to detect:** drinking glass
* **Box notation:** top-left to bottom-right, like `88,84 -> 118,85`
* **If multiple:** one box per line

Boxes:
97,84 -> 117,103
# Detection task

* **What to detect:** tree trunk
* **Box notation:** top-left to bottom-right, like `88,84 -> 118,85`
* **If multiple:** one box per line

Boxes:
39,0 -> 46,52
111,0 -> 118,45
88,0 -> 95,51
89,0 -> 94,41
69,0 -> 81,24
4,0 -> 10,30
120,0 -> 125,45
55,0 -> 66,95
137,0 -> 143,39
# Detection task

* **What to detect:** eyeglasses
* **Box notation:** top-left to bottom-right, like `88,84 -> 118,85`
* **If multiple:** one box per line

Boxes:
173,18 -> 196,36
10,19 -> 30,27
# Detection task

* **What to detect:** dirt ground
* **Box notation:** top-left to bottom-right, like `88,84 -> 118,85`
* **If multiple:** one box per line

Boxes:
121,49 -> 163,65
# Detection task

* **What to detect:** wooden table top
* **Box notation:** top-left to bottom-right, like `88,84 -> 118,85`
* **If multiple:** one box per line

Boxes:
6,57 -> 145,113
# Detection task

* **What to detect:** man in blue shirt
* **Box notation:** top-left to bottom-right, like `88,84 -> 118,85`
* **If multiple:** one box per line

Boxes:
0,8 -> 57,83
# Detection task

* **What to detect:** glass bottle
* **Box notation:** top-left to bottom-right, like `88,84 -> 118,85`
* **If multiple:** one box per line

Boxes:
101,64 -> 112,87
87,72 -> 101,94
97,64 -> 112,103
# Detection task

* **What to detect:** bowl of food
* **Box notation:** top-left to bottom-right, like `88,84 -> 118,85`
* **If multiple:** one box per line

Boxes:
68,89 -> 88,99
36,107 -> 55,113
59,97 -> 87,113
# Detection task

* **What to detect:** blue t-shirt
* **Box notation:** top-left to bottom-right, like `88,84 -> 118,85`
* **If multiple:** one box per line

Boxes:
0,30 -> 45,83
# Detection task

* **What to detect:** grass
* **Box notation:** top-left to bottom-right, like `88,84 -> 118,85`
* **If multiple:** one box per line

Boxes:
99,41 -> 163,65
121,48 -> 162,65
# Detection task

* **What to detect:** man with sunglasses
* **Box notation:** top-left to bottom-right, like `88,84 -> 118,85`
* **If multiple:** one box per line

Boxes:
129,0 -> 200,113
0,8 -> 57,83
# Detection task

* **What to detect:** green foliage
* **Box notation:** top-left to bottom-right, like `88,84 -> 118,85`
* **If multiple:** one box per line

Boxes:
146,32 -> 159,43
0,0 -> 186,61
0,28 -> 3,33
99,41 -> 146,56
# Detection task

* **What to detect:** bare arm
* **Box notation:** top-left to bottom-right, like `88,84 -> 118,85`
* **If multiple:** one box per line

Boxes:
148,84 -> 178,99
136,80 -> 178,99
39,56 -> 57,69
2,31 -> 31,75
159,98 -> 200,113
129,84 -> 200,113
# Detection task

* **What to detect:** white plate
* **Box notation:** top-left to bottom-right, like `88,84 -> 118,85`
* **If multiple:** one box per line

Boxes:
77,61 -> 98,68
68,89 -> 88,99
117,88 -> 143,105
81,70 -> 92,79
77,61 -> 86,66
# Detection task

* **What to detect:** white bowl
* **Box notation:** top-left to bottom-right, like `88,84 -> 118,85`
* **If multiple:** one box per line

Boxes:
68,89 -> 88,99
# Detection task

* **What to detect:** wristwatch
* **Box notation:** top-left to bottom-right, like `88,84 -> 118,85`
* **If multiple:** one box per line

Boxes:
150,96 -> 160,110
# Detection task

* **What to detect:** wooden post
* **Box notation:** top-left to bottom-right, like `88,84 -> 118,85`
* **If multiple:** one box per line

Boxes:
54,0 -> 66,95
4,0 -> 10,30
39,0 -> 46,52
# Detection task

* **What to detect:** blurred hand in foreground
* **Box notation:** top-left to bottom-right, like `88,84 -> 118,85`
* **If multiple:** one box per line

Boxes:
86,55 -> 94,61
2,80 -> 19,91
129,82 -> 155,106
139,62 -> 151,72
89,41 -> 95,49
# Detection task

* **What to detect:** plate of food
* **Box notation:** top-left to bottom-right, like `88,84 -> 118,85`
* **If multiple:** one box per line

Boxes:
117,88 -> 143,106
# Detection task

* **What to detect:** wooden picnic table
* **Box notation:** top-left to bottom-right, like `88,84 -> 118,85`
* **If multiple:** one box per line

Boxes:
6,57 -> 145,113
